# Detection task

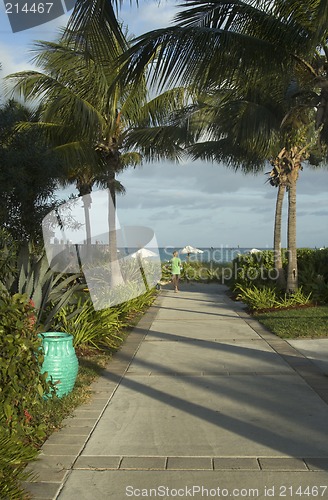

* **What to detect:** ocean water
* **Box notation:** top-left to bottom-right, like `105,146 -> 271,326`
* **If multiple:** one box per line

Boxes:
53,243 -> 270,265
159,247 -> 271,263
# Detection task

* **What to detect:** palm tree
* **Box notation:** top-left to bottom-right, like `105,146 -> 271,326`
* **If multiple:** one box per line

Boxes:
266,151 -> 289,288
163,76 -> 321,292
8,37 -> 138,284
8,26 -> 194,285
115,0 -> 328,292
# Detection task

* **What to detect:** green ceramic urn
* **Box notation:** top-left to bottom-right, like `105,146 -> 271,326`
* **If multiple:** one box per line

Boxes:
39,332 -> 78,398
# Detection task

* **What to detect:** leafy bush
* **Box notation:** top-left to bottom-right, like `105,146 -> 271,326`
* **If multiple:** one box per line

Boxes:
123,287 -> 157,315
236,285 -> 312,311
297,248 -> 328,303
161,261 -> 229,283
0,430 -> 37,500
230,248 -> 328,304
53,284 -> 157,350
0,292 -> 53,441
0,228 -> 18,291
277,288 -> 312,308
231,250 -> 285,290
53,297 -> 124,350
235,285 -> 278,310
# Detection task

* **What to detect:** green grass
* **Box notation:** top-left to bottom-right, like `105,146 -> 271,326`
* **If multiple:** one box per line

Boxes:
254,305 -> 328,339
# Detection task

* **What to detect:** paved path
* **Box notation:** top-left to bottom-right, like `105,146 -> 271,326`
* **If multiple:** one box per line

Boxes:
24,284 -> 328,499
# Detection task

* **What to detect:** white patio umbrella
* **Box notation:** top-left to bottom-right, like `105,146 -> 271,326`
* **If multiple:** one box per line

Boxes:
249,248 -> 262,254
180,245 -> 204,260
131,248 -> 158,259
180,245 -> 204,255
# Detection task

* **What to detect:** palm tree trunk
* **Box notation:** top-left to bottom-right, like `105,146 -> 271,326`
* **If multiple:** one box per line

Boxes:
108,169 -> 124,287
273,183 -> 286,288
76,180 -> 93,257
286,177 -> 298,293
83,194 -> 92,246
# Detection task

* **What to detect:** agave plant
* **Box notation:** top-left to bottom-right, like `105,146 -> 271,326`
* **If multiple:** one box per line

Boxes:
15,244 -> 84,331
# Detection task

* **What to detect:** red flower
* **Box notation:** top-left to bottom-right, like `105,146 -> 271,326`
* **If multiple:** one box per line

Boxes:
24,409 -> 32,422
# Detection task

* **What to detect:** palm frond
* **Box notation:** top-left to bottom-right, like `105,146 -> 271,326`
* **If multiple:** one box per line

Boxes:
123,125 -> 192,162
189,139 -> 267,172
52,141 -> 100,168
64,0 -> 128,59
118,0 -> 312,93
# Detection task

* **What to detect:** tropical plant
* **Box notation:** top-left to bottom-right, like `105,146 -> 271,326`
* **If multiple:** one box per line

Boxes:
53,297 -> 124,350
0,227 -> 18,291
0,291 -> 53,440
0,100 -> 63,244
8,28 -> 193,290
116,0 -> 328,293
14,244 -> 83,331
297,248 -> 328,303
231,250 -> 282,291
0,431 -> 37,500
235,284 -> 311,312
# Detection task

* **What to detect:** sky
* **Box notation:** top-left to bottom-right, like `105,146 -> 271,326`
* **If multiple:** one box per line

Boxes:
0,1 -> 327,249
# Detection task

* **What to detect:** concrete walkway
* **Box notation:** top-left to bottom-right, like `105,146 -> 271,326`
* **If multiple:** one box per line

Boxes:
24,284 -> 328,499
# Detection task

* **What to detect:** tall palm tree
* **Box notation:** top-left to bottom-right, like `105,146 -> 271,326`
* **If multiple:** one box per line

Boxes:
164,77 -> 321,291
115,0 -> 328,292
8,28 -> 194,285
266,151 -> 289,288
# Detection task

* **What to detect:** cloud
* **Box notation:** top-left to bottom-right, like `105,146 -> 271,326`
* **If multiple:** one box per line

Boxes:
120,0 -> 177,37
180,215 -> 210,226
298,167 -> 328,195
0,10 -> 70,98
1,2 -> 327,249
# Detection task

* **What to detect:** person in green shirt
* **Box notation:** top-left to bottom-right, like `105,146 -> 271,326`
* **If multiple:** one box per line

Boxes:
171,250 -> 182,292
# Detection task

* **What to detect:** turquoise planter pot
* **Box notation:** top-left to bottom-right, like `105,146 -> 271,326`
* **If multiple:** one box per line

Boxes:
39,332 -> 78,398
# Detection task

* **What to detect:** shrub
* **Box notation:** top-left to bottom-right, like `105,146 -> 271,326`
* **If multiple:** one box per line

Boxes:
231,250 -> 285,290
52,297 -> 124,350
161,262 -> 172,282
161,261 -> 228,283
0,430 -> 37,500
52,283 -> 158,350
235,285 -> 278,310
297,248 -> 328,303
230,248 -> 328,304
0,291 -> 52,441
0,228 -> 18,291
118,286 -> 156,312
235,285 -> 312,312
